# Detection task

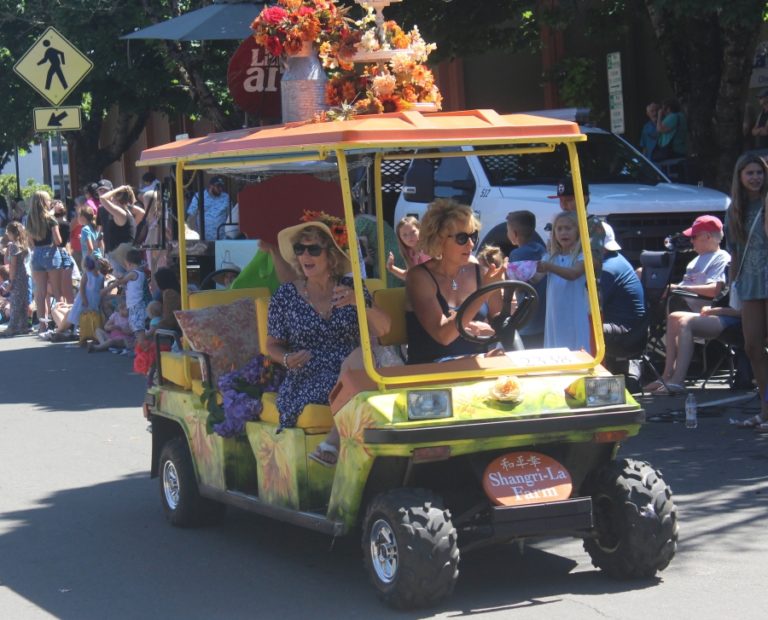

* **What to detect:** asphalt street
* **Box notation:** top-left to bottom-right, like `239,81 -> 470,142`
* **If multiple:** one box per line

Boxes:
1,334 -> 767,619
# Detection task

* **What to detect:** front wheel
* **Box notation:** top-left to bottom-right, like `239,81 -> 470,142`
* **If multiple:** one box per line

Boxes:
583,458 -> 678,578
159,437 -> 225,527
362,488 -> 459,609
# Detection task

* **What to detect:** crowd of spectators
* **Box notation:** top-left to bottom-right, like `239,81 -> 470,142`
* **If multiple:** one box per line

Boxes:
1,147 -> 766,425
0,172 -> 182,386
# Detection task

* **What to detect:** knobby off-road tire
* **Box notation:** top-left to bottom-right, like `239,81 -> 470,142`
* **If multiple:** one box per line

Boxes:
159,437 -> 226,527
362,488 -> 460,609
583,458 -> 678,578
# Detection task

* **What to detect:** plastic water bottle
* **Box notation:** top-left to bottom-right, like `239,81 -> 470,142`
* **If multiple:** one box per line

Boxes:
685,393 -> 698,429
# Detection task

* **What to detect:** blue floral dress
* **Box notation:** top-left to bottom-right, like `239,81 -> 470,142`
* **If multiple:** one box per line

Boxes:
267,281 -> 371,428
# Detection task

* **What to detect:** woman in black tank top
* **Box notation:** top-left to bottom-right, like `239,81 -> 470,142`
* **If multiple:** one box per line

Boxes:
405,199 -> 506,364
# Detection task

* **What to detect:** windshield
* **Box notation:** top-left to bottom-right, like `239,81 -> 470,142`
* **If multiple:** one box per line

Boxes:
478,132 -> 666,187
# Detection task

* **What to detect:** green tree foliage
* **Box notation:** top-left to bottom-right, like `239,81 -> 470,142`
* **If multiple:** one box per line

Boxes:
0,1 -> 240,186
393,0 -> 767,188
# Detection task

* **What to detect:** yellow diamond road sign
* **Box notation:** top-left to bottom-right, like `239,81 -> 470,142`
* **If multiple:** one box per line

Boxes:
13,27 -> 93,106
33,107 -> 82,132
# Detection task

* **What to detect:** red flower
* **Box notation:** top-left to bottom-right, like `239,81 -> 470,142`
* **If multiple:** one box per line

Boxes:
266,35 -> 284,57
260,6 -> 288,25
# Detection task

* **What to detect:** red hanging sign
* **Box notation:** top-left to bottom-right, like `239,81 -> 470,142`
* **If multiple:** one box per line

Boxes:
227,37 -> 281,119
482,452 -> 573,506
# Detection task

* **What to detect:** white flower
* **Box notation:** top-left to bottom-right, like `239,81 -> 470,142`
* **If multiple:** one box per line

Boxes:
358,29 -> 380,53
390,51 -> 413,75
372,73 -> 396,97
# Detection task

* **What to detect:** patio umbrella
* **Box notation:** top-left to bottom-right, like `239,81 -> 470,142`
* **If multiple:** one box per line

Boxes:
121,0 -> 264,42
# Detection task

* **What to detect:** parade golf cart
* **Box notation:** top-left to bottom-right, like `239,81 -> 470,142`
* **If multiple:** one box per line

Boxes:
140,110 -> 678,609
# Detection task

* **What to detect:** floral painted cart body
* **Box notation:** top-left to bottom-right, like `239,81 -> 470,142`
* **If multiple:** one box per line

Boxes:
140,109 -> 678,609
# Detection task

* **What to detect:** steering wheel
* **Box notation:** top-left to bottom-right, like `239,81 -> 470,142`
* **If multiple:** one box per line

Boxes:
200,268 -> 240,290
454,280 -> 539,346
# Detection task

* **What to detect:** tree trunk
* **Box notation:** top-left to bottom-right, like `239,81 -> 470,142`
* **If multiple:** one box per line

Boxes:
70,106 -> 150,186
644,1 -> 763,190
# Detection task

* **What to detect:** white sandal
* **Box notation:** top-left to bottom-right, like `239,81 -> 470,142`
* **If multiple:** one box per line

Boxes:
308,441 -> 338,467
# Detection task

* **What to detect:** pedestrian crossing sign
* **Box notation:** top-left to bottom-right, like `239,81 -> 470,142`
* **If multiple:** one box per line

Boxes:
33,106 -> 82,132
13,26 -> 93,106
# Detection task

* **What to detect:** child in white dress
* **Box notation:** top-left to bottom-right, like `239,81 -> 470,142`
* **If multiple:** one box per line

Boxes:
539,211 -> 591,352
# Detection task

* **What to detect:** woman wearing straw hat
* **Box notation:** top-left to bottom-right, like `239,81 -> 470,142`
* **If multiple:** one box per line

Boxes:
267,215 -> 390,466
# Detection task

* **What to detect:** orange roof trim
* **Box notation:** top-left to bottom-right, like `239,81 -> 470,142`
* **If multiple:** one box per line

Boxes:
138,109 -> 582,166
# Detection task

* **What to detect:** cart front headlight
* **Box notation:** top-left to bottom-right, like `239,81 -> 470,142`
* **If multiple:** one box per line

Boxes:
406,390 -> 453,420
565,376 -> 626,407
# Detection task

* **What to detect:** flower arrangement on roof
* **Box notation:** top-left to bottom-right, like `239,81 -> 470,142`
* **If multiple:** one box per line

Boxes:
251,0 -> 351,58
300,209 -> 349,250
320,7 -> 441,116
250,0 -> 442,119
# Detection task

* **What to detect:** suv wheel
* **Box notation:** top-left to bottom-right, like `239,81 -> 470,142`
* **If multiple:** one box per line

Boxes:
362,488 -> 459,609
583,458 -> 678,578
159,437 -> 225,527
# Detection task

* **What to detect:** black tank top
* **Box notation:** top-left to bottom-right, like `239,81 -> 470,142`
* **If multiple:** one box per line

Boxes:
106,210 -> 136,252
405,263 -> 487,364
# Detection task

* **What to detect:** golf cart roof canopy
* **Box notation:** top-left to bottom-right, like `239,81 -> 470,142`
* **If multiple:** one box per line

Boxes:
137,109 -> 585,169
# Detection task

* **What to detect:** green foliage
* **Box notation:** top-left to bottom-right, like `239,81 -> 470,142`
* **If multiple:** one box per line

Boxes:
390,0 -> 540,60
0,0 -> 239,181
548,57 -> 598,109
0,174 -> 53,203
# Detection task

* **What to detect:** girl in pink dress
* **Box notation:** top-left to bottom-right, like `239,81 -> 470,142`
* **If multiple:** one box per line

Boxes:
386,216 -> 431,281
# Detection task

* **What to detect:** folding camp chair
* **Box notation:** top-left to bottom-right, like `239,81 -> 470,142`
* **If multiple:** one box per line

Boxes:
637,250 -> 677,388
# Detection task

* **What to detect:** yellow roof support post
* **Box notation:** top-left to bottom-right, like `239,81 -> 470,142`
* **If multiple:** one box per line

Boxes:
373,151 -> 387,284
176,160 -> 190,311
336,149 -> 386,390
565,141 -> 604,368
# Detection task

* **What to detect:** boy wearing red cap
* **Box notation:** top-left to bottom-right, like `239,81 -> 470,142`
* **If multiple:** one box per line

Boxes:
670,215 -> 730,311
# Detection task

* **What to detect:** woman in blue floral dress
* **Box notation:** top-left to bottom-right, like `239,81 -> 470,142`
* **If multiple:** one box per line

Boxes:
266,218 -> 390,464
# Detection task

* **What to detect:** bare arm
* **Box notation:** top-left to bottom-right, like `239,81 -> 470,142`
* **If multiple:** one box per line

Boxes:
538,258 -> 585,281
386,252 -> 407,281
99,187 -> 128,225
670,281 -> 723,299
406,266 -> 458,345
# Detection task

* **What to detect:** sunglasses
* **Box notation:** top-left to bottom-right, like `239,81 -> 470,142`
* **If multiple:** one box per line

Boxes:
293,243 -> 324,257
449,230 -> 479,246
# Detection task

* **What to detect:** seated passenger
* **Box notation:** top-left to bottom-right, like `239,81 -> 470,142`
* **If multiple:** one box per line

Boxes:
669,215 -> 730,312
405,199 -> 505,364
266,217 -> 390,466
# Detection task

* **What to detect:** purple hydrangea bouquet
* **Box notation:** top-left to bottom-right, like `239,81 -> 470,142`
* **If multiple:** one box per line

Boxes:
202,355 -> 285,437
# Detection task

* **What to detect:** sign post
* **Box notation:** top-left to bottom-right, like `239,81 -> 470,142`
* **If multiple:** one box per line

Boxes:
606,51 -> 625,135
14,26 -> 92,199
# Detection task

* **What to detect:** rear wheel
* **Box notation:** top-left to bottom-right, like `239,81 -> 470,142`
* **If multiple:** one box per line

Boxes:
362,488 -> 459,609
159,437 -> 225,527
583,458 -> 678,578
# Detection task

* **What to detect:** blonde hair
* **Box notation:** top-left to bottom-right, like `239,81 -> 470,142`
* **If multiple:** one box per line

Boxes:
27,191 -> 56,241
395,215 -> 421,268
418,198 -> 480,259
548,211 -> 581,259
288,225 -> 347,279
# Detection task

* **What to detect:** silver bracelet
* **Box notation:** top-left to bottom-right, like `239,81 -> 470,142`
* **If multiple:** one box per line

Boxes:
282,351 -> 290,367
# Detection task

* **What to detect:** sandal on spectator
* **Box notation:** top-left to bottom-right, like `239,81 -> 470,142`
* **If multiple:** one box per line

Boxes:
733,414 -> 766,429
643,380 -> 665,393
308,441 -> 338,467
651,383 -> 686,396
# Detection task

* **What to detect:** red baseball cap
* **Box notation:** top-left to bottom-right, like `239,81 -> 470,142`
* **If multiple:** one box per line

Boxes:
682,215 -> 723,237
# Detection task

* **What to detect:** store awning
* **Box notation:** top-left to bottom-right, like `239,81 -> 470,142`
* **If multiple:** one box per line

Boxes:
121,1 -> 263,42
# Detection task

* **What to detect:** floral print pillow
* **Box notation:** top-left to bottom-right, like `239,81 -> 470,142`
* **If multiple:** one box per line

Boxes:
175,297 -> 259,383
